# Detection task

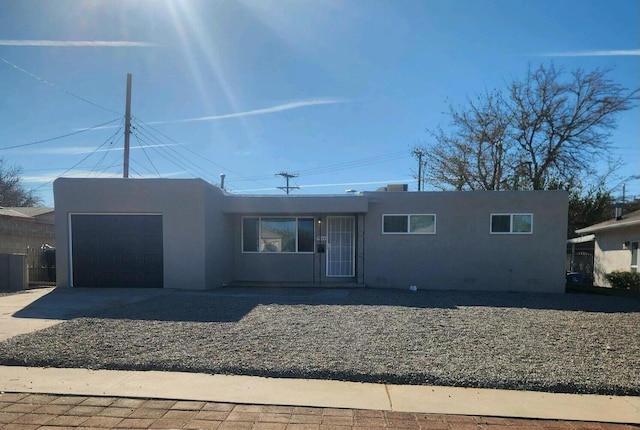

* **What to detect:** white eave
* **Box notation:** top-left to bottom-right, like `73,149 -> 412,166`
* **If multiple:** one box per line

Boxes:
575,217 -> 640,235
567,234 -> 595,244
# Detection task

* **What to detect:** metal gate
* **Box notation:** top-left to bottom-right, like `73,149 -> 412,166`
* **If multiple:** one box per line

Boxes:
326,216 -> 355,277
26,245 -> 56,286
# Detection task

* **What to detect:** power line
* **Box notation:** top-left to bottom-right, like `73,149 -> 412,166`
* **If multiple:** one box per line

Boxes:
0,118 -> 121,151
133,132 -> 161,177
132,125 -> 219,183
131,118 -> 272,189
227,151 -> 409,184
0,56 -> 122,115
32,126 -> 125,191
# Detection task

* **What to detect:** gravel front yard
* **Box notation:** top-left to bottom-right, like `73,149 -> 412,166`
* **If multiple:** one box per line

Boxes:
0,288 -> 638,395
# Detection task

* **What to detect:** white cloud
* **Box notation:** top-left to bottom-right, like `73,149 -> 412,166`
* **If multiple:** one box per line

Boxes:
538,49 -> 640,57
0,40 -> 158,47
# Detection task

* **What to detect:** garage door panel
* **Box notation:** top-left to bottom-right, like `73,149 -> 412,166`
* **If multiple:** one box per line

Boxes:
71,214 -> 163,288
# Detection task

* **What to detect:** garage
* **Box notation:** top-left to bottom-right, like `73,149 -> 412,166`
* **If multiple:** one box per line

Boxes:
71,214 -> 163,288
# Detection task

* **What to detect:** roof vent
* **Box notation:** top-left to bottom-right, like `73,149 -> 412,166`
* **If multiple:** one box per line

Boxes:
615,203 -> 622,220
385,184 -> 408,192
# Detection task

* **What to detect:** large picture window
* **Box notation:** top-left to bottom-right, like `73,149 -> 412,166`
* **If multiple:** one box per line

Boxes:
382,214 -> 436,234
490,213 -> 533,234
242,217 -> 314,253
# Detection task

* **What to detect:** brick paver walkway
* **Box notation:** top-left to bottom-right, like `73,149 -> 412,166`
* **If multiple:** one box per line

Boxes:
0,393 -> 637,430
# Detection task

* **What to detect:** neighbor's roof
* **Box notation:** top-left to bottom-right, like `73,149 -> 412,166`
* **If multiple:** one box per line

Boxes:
0,206 -> 54,219
575,209 -> 640,234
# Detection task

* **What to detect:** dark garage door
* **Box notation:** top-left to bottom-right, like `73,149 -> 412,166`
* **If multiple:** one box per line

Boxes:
71,214 -> 163,288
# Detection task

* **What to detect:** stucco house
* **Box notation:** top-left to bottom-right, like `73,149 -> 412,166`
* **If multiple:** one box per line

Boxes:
575,209 -> 640,287
0,206 -> 55,255
0,206 -> 55,290
53,177 -> 568,292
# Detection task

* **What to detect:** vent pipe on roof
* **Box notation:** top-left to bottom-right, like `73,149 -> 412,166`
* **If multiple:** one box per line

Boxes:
220,174 -> 226,190
615,203 -> 622,220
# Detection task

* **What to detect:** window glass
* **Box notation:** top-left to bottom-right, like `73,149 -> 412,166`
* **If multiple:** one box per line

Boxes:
383,215 -> 408,233
410,215 -> 435,233
260,218 -> 296,252
512,214 -> 532,233
491,215 -> 511,233
297,218 -> 315,252
242,218 -> 259,252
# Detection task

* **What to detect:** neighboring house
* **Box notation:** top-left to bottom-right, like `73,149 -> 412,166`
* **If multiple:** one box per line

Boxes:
0,206 -> 55,290
53,178 -> 568,292
0,206 -> 55,254
575,209 -> 640,287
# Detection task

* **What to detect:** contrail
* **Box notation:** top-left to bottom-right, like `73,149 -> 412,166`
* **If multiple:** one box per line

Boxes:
538,49 -> 640,57
0,40 -> 159,47
144,98 -> 350,125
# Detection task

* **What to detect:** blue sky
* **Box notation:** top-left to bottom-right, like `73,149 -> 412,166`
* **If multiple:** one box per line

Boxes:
1,0 -> 638,207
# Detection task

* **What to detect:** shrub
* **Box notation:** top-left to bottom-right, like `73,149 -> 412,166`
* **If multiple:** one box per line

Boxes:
605,271 -> 640,290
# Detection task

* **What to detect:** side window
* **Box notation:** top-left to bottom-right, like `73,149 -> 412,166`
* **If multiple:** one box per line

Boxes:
491,214 -> 533,234
383,215 -> 408,233
242,217 -> 259,252
383,214 -> 436,234
297,218 -> 315,252
242,217 -> 315,253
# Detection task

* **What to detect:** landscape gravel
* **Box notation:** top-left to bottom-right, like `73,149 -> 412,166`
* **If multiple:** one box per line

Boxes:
0,288 -> 638,395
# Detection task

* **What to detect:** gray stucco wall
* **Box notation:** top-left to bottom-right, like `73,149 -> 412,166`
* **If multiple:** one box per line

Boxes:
361,190 -> 568,292
204,185 -> 234,288
54,178 -> 211,290
54,178 -> 568,292
231,215 -> 315,284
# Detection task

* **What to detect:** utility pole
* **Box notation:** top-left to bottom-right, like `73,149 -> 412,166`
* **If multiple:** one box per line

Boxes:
412,148 -> 425,191
123,73 -> 132,178
276,172 -> 299,194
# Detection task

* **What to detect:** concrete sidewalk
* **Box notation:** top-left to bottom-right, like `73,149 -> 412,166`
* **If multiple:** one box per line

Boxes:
0,287 -> 638,426
0,366 -> 638,425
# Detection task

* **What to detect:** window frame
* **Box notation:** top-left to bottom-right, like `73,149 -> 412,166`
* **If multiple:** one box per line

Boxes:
490,213 -> 533,235
241,216 -> 315,254
382,214 -> 436,235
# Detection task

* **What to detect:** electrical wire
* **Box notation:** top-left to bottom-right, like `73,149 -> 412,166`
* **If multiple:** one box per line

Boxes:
0,118 -> 121,151
133,132 -> 162,177
132,117 -> 274,189
132,126 -> 216,182
0,56 -> 122,116
32,126 -> 125,190
131,116 -> 240,175
89,123 -> 124,175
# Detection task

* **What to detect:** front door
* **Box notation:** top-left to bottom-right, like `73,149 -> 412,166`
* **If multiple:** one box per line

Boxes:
326,216 -> 355,277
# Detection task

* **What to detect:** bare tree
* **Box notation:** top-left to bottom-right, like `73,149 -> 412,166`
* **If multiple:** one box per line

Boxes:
0,158 -> 41,207
421,64 -> 639,191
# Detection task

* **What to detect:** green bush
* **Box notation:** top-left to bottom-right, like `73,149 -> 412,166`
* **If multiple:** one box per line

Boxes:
605,271 -> 640,290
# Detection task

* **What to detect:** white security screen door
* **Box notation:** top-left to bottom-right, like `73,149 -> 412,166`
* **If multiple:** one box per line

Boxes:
326,216 -> 355,277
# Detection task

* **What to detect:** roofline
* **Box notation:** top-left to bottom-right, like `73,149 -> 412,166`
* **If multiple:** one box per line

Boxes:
575,218 -> 640,234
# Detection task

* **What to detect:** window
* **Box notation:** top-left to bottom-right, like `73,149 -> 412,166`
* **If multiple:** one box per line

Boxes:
242,217 -> 315,253
383,214 -> 436,234
490,213 -> 533,234
631,241 -> 638,273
